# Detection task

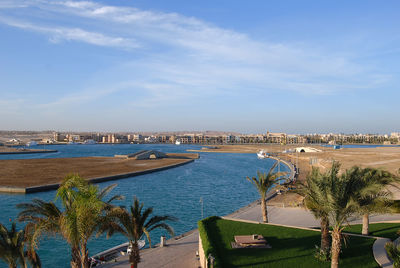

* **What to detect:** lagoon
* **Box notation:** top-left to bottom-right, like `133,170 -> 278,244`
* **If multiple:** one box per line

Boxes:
0,144 -> 289,268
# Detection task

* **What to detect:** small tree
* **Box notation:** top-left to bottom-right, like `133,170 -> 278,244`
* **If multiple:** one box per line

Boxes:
98,196 -> 177,268
349,167 -> 397,235
247,161 -> 287,223
325,168 -> 358,268
296,162 -> 341,256
0,222 -> 40,268
18,174 -> 122,268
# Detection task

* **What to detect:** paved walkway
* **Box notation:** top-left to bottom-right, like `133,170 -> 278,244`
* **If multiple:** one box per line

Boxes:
100,230 -> 200,268
373,238 -> 393,268
99,202 -> 400,268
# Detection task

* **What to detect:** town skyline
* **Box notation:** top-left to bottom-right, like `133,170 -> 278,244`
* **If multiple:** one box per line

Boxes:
2,130 -> 400,146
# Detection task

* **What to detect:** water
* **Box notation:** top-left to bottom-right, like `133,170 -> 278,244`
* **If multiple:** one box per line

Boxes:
0,144 -> 289,267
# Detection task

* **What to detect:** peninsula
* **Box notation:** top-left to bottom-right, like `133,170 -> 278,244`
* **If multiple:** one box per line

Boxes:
0,146 -> 57,155
0,152 -> 198,193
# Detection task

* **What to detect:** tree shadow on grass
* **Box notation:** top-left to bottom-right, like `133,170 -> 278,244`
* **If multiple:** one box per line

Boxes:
208,220 -> 323,267
222,236 -> 323,267
370,226 -> 400,239
206,219 -> 378,268
233,254 -> 312,267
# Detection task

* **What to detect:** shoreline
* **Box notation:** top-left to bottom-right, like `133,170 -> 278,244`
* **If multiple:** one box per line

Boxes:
0,154 -> 198,194
0,149 -> 58,155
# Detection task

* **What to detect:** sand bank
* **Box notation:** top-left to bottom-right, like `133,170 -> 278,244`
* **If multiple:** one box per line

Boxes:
0,147 -> 57,154
0,153 -> 198,194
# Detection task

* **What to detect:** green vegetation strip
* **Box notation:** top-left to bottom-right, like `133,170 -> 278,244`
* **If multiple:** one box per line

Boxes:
198,216 -> 223,266
199,217 -> 379,268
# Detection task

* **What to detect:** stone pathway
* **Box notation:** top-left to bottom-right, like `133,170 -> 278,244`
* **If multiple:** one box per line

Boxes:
99,230 -> 200,268
373,238 -> 393,268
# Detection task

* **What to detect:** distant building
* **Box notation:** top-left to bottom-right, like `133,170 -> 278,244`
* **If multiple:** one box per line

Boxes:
391,132 -> 400,139
107,134 -> 116,143
266,132 -> 286,144
133,134 -> 142,142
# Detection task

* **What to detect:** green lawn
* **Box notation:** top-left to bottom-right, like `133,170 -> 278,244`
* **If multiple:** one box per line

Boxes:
343,222 -> 400,240
201,218 -> 379,268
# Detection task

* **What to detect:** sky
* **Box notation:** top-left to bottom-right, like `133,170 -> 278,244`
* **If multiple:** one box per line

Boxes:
0,0 -> 399,134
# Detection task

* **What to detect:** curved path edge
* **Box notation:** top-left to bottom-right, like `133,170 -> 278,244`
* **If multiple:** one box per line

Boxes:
373,238 -> 393,268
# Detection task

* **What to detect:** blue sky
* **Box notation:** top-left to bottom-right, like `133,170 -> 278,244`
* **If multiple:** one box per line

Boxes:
0,0 -> 399,134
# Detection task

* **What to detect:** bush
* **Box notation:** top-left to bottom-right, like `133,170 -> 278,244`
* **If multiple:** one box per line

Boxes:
385,241 -> 400,268
314,244 -> 330,262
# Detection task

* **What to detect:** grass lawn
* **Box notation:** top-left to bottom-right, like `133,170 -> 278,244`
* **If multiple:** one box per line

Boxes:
343,222 -> 400,240
203,218 -> 379,268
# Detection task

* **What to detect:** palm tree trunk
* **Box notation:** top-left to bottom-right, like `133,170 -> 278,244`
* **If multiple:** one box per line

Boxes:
129,241 -> 140,268
80,243 -> 89,268
261,197 -> 268,223
331,229 -> 341,268
362,213 -> 369,235
321,217 -> 330,253
71,247 -> 80,268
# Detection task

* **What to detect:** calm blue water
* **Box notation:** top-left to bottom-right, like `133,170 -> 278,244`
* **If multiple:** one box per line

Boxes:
0,144 -> 289,267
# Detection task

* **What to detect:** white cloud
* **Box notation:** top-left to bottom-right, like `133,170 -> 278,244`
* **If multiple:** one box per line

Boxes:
0,0 -> 391,111
0,17 -> 139,49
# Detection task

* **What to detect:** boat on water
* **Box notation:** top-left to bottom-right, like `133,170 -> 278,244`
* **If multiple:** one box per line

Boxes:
26,141 -> 38,146
257,150 -> 269,159
90,240 -> 145,266
175,140 -> 181,145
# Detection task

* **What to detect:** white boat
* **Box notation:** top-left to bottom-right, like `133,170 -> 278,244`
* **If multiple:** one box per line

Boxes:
257,150 -> 269,159
175,140 -> 181,145
26,141 -> 38,146
90,240 -> 145,266
83,139 -> 97,144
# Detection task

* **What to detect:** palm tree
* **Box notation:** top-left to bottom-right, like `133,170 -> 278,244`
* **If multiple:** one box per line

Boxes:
323,167 -> 358,268
296,162 -> 341,255
17,174 -> 122,268
0,222 -> 26,268
348,167 -> 397,235
98,197 -> 177,268
246,161 -> 287,223
0,222 -> 40,268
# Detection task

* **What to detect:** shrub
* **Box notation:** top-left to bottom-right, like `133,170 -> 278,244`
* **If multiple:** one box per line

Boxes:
385,241 -> 400,268
314,244 -> 331,262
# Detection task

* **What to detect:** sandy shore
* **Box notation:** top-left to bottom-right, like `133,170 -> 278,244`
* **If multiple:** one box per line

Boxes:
191,144 -> 400,175
0,153 -> 198,189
